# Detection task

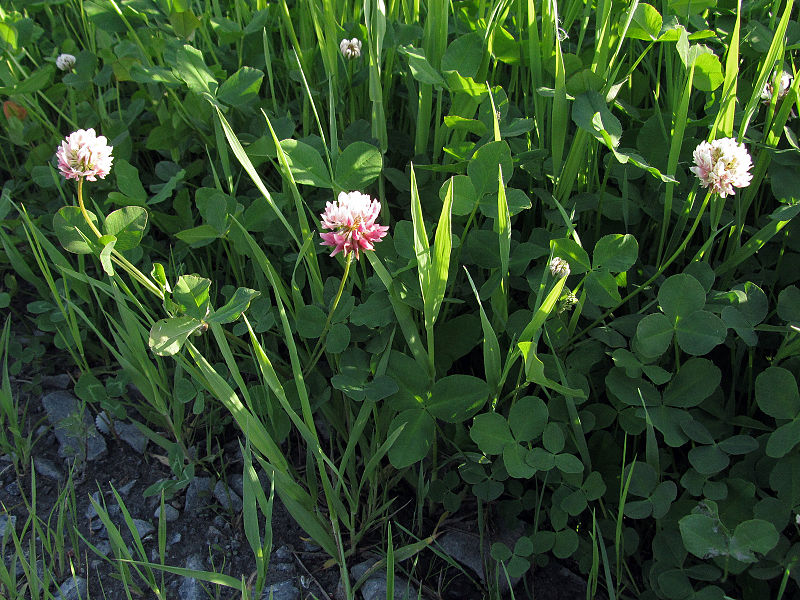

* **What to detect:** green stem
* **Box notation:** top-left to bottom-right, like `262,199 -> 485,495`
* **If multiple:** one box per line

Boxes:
77,178 -> 164,299
304,253 -> 353,376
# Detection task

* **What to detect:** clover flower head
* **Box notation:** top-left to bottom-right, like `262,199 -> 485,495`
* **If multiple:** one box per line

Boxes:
56,53 -> 76,72
559,291 -> 579,313
690,138 -> 753,199
549,257 -> 570,279
761,71 -> 792,103
340,38 -> 362,60
56,128 -> 114,181
319,191 -> 389,259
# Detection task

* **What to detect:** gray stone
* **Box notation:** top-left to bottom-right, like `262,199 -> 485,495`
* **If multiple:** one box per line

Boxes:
115,422 -> 148,454
42,374 -> 71,389
302,539 -> 321,552
42,391 -> 107,463
168,532 -> 182,546
213,480 -> 243,513
261,579 -> 300,600
131,519 -> 154,539
55,576 -> 87,600
85,491 -> 102,520
437,523 -> 523,589
350,559 -> 418,600
116,479 -> 136,496
178,554 -> 205,600
154,504 -> 179,522
94,540 -> 112,557
437,531 -> 483,580
5,481 -> 20,496
206,525 -> 222,542
0,514 -> 16,538
183,477 -> 212,513
274,545 -> 293,562
228,473 -> 244,498
34,457 -> 64,482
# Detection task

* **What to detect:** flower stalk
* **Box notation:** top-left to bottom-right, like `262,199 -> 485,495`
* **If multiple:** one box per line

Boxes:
304,253 -> 352,377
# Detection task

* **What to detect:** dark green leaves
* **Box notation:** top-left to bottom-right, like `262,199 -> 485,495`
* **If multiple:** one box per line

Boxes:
593,234 -> 638,272
680,502 -> 778,563
217,67 -> 263,106
335,142 -> 382,189
173,44 -> 217,95
636,273 -> 727,356
279,140 -> 332,188
53,206 -> 99,254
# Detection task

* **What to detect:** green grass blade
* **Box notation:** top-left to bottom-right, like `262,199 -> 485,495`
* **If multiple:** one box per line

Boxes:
464,269 -> 502,399
211,104 -> 299,246
365,251 -> 431,376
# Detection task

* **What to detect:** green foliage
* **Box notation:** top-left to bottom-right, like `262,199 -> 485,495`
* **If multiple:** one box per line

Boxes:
4,0 -> 800,597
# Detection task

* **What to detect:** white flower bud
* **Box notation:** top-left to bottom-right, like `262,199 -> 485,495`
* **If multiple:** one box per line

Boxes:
549,257 -> 570,279
56,53 -> 77,72
340,38 -> 362,60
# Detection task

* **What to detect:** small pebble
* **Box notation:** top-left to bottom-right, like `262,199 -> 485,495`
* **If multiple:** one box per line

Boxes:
34,458 -> 64,482
55,576 -> 87,600
116,479 -> 137,496
154,504 -> 179,522
213,480 -> 243,513
132,519 -> 154,540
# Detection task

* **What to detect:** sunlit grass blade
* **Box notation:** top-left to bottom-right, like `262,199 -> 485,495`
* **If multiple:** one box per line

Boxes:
550,0 -> 568,176
519,275 -> 567,344
429,175 -> 454,327
185,339 -> 338,557
261,109 -> 325,305
366,249 -> 431,377
717,0 -> 741,137
492,165 -> 510,325
464,268 -> 502,400
241,440 -> 274,596
365,0 -> 389,152
658,54 -> 695,265
211,104 -> 300,246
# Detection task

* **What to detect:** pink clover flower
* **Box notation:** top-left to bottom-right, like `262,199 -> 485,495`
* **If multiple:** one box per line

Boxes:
319,191 -> 389,259
56,128 -> 114,182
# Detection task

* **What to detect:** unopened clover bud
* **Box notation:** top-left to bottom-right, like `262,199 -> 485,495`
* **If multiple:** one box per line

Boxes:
56,53 -> 77,72
340,38 -> 362,59
549,257 -> 570,279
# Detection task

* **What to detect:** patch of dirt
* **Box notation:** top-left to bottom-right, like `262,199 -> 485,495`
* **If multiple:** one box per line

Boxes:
1,372 -> 590,600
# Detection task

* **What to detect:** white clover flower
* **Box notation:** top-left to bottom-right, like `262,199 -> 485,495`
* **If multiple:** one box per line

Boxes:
549,257 -> 570,279
56,128 -> 114,181
761,71 -> 792,104
559,291 -> 579,313
690,138 -> 753,199
56,53 -> 76,72
340,38 -> 362,60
